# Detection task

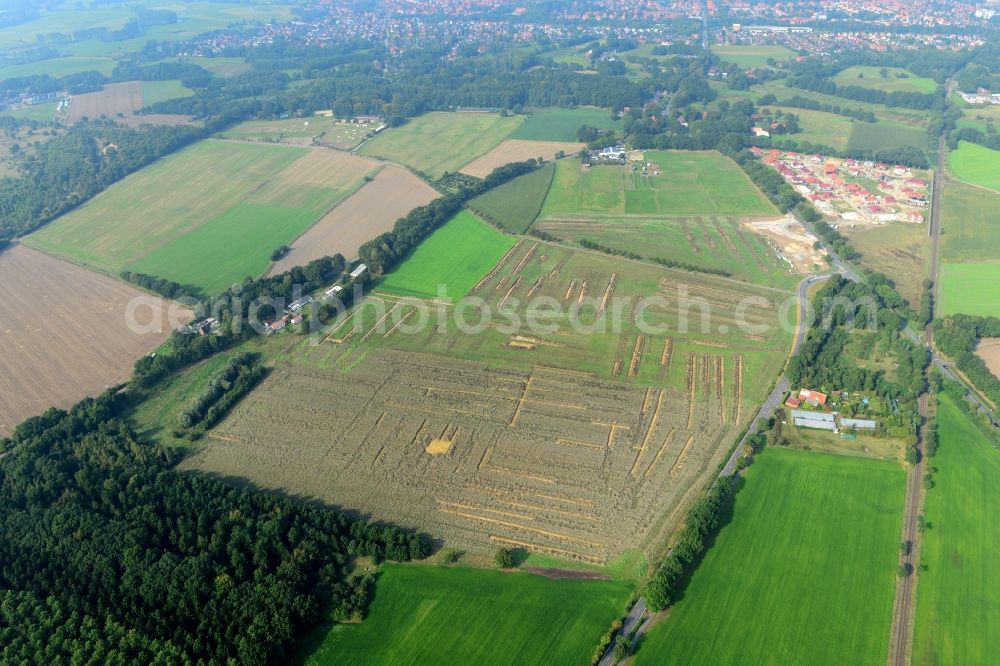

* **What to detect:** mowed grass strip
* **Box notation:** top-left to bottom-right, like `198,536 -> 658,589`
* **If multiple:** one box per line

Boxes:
913,393 -> 1000,665
938,262 -> 1000,317
297,564 -> 633,666
633,448 -> 906,666
26,140 -> 378,293
510,107 -> 621,142
359,112 -> 522,179
947,140 -> 1000,192
940,178 -> 1000,263
378,211 -> 517,299
468,161 -> 556,233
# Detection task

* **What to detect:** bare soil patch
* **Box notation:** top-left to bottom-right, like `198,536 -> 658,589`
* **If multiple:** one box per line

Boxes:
0,245 -> 187,435
269,165 -> 438,271
460,140 -> 583,178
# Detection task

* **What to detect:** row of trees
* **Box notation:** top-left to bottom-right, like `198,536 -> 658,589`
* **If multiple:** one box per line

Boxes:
0,389 -> 428,664
576,238 -> 732,277
758,93 -> 878,123
120,271 -> 200,300
178,352 -> 265,430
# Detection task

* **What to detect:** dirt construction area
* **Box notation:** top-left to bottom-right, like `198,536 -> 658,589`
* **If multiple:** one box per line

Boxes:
268,164 -> 438,272
460,139 -> 583,178
0,245 -> 186,435
184,345 -> 739,564
747,215 -> 826,273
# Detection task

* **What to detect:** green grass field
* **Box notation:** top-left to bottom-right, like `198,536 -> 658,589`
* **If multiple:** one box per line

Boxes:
140,80 -> 194,106
217,117 -> 372,149
510,108 -> 621,142
948,141 -> 1000,192
847,121 -> 929,154
378,211 -> 517,299
7,102 -> 57,122
833,66 -> 937,94
940,178 -> 1000,263
468,162 -> 555,233
297,564 -> 633,666
0,55 -> 116,80
164,56 -> 250,77
633,448 -> 906,665
710,45 -> 795,68
540,152 -> 777,217
359,112 -> 522,179
26,140 -> 377,294
938,262 -> 1000,317
913,392 -> 1000,664
766,107 -> 855,151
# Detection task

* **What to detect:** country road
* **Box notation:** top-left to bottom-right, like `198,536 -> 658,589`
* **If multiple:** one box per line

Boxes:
598,270 -> 829,666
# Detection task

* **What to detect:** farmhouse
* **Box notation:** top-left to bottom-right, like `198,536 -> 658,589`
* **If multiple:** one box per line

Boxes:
791,409 -> 836,431
798,388 -> 828,406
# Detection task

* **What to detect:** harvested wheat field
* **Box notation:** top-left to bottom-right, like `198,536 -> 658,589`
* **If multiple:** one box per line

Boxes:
269,164 -> 438,272
0,246 -> 187,435
66,81 -> 144,122
460,139 -> 583,178
183,345 -> 738,564
976,338 -> 1000,379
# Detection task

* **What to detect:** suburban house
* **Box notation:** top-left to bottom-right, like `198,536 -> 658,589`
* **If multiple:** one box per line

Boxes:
798,388 -> 828,406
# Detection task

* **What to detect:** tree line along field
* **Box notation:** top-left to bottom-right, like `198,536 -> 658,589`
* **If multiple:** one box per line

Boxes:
947,140 -> 1000,192
509,107 -> 622,142
633,447 -> 906,666
913,392 -> 1000,665
832,66 -> 938,94
297,564 -> 633,666
358,112 -> 524,179
467,162 -> 556,233
0,245 -> 183,435
459,140 -> 583,178
183,236 -> 792,565
26,140 -> 381,295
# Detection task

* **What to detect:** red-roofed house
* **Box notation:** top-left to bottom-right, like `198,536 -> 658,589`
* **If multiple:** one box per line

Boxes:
798,388 -> 828,406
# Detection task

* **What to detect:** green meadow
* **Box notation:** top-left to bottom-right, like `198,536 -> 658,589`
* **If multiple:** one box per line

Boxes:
510,107 -> 621,142
833,66 -> 937,94
940,178 -> 1000,263
938,262 -> 1000,317
26,140 -> 376,294
468,161 -> 556,233
766,107 -> 855,151
948,141 -> 1000,192
847,121 -> 929,154
140,80 -> 194,106
378,211 -> 517,299
913,392 -> 1000,664
360,112 -> 522,179
710,44 -> 795,68
633,448 -> 905,666
0,56 -> 115,80
540,152 -> 777,217
297,564 -> 633,666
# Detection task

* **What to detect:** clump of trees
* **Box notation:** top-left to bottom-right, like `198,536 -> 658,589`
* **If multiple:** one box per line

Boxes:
933,314 -> 1000,407
120,271 -> 200,300
271,244 -> 290,261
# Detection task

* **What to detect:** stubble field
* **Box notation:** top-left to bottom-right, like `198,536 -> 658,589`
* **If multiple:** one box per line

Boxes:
459,140 -> 583,178
65,80 -> 193,123
0,245 -> 184,435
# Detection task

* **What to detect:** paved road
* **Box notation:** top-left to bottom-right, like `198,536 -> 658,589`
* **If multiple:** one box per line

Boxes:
599,271 -> 827,665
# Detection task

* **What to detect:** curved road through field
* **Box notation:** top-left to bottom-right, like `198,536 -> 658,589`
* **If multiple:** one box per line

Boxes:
598,270 -> 831,666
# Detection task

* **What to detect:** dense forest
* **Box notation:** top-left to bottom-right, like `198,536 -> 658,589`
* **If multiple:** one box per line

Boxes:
0,389 -> 427,664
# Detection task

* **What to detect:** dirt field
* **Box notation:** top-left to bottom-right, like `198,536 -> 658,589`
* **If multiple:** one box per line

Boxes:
0,245 -> 186,435
460,140 -> 584,178
184,345 -> 739,564
976,338 -> 1000,379
64,81 -> 193,125
269,164 -> 438,272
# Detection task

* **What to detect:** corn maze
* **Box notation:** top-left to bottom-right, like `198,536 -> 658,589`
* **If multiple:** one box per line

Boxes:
185,241 -> 792,563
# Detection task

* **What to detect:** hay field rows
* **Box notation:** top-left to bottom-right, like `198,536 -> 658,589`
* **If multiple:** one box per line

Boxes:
0,245 -> 183,435
269,165 -> 438,272
359,112 -> 523,179
27,141 -> 381,294
459,140 -> 583,178
633,448 -> 906,666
